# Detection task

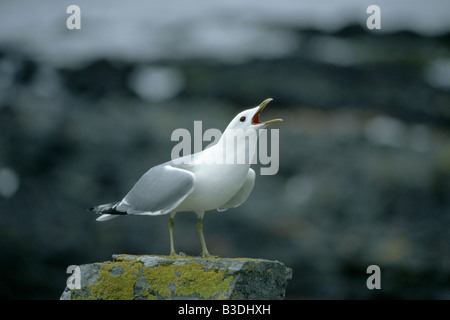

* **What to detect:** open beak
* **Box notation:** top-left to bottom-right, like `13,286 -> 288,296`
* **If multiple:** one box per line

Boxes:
252,98 -> 283,125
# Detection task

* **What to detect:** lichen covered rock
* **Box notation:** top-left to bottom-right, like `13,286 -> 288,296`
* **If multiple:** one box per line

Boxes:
60,254 -> 292,300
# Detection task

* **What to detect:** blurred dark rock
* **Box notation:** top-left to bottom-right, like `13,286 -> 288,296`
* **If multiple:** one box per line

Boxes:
58,59 -> 135,101
60,254 -> 292,300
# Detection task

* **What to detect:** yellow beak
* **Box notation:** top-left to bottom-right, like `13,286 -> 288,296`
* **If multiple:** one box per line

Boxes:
252,98 -> 283,125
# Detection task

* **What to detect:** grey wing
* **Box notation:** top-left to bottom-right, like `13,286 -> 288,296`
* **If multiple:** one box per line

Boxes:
116,164 -> 196,215
217,168 -> 255,212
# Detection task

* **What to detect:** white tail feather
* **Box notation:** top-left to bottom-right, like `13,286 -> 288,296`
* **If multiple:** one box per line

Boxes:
96,214 -> 119,222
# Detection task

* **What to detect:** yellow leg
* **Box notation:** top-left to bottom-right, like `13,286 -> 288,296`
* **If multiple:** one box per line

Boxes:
197,218 -> 211,257
168,217 -> 176,256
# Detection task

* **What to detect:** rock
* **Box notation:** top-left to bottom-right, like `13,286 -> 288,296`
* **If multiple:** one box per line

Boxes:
60,254 -> 292,300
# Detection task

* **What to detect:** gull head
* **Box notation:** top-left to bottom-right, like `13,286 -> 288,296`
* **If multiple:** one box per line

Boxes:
226,98 -> 283,132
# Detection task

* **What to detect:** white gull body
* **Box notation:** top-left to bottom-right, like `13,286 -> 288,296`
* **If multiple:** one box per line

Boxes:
90,98 -> 282,256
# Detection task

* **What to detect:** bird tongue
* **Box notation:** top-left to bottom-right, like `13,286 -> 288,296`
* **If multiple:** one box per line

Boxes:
252,112 -> 261,124
252,110 -> 261,125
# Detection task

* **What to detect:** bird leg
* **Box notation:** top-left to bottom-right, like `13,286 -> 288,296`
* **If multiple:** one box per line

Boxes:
196,217 -> 212,257
168,217 -> 177,256
196,211 -> 213,257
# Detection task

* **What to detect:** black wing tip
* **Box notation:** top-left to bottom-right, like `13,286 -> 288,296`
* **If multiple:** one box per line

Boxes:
89,203 -> 128,215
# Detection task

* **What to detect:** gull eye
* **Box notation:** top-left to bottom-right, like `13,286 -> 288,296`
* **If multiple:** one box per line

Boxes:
240,116 -> 246,122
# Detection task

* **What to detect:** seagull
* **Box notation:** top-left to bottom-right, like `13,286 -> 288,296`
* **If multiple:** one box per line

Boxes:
90,98 -> 282,257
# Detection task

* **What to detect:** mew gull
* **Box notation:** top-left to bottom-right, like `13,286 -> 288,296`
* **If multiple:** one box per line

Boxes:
90,98 -> 282,257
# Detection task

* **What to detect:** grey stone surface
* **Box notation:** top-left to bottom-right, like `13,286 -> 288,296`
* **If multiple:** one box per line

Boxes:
60,254 -> 292,300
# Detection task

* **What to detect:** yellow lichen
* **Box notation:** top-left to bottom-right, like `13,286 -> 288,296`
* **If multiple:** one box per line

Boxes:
174,262 -> 232,298
85,260 -> 143,300
142,261 -> 233,299
141,287 -> 158,300
79,255 -> 235,300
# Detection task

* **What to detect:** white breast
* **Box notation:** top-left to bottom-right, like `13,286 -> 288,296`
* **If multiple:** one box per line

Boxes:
175,161 -> 249,212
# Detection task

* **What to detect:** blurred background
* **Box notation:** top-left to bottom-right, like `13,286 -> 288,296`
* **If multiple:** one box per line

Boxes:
0,0 -> 449,299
